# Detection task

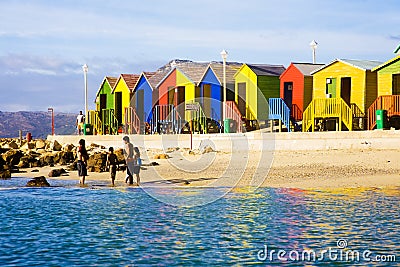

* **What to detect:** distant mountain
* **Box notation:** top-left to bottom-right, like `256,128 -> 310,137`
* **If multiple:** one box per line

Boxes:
0,111 -> 77,138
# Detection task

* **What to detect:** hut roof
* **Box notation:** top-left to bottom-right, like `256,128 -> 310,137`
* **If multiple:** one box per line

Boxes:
292,63 -> 325,76
311,59 -> 384,74
372,55 -> 400,72
206,62 -> 243,84
94,76 -> 118,100
246,64 -> 286,76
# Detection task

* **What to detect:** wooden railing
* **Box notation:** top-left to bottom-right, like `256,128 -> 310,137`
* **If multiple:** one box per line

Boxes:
225,101 -> 244,133
150,104 -> 183,134
87,110 -> 102,135
302,98 -> 353,132
291,104 -> 303,121
268,98 -> 291,132
368,95 -> 400,130
101,109 -> 119,135
124,107 -> 141,134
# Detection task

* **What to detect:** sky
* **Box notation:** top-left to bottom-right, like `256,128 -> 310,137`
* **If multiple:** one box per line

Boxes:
0,0 -> 399,112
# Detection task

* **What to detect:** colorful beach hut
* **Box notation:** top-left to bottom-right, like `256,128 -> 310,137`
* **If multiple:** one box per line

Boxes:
304,59 -> 382,132
368,55 -> 400,129
93,76 -> 118,134
112,74 -> 140,132
155,61 -> 209,133
279,63 -> 324,120
198,62 -> 242,122
234,64 -> 286,122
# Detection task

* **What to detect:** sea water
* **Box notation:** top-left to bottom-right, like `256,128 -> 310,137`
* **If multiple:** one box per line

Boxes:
0,178 -> 399,266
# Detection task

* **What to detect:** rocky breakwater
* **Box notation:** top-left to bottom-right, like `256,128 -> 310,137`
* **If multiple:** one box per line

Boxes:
0,138 -> 127,181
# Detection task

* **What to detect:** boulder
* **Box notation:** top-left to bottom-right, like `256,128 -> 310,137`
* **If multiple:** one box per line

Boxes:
26,176 -> 50,187
17,156 -> 31,168
0,170 -> 11,179
166,147 -> 179,153
48,168 -> 67,177
2,149 -> 24,166
87,152 -> 107,172
35,139 -> 46,149
20,142 -> 35,151
62,143 -> 75,153
39,152 -> 55,166
53,151 -> 75,165
154,153 -> 169,159
114,149 -> 126,164
47,140 -> 62,151
6,140 -> 19,149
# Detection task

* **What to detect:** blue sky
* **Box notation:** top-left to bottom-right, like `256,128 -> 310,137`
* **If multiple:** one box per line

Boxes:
0,0 -> 399,112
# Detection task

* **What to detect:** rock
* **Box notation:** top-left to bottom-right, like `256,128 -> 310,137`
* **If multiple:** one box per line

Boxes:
35,139 -> 46,149
0,170 -> 11,179
53,151 -> 75,165
20,142 -> 35,151
2,149 -> 24,165
17,156 -> 31,168
201,146 -> 215,154
39,152 -> 55,166
114,149 -> 126,164
26,176 -> 50,187
31,169 -> 39,172
154,153 -> 169,159
49,140 -> 62,151
87,152 -> 107,172
48,168 -> 67,177
199,140 -> 216,154
62,143 -> 75,153
6,140 -> 19,149
149,162 -> 159,166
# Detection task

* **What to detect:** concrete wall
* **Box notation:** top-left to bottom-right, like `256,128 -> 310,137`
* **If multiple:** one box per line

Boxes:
47,130 -> 400,152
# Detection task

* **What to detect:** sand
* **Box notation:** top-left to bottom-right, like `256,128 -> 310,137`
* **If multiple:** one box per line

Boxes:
12,148 -> 400,189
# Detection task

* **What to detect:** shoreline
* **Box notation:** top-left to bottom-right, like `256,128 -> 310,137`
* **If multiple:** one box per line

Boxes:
10,148 -> 400,190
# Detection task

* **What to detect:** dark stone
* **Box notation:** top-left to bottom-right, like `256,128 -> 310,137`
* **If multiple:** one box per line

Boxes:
48,168 -> 67,177
0,170 -> 11,179
31,169 -> 39,172
26,176 -> 50,187
2,149 -> 23,166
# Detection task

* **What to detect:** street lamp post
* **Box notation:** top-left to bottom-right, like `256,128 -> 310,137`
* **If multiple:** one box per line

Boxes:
220,49 -> 228,132
310,40 -> 318,64
82,64 -> 88,135
48,108 -> 54,135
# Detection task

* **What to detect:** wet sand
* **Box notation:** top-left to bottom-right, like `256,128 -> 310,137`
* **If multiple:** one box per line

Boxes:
12,148 -> 400,189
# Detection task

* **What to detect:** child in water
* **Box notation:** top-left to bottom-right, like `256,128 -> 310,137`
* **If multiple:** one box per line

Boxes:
106,147 -> 118,186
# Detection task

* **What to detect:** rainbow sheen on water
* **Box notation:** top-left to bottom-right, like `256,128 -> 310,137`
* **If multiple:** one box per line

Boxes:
0,178 -> 399,266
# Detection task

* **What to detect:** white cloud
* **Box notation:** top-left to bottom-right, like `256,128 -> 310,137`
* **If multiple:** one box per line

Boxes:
23,68 -> 57,76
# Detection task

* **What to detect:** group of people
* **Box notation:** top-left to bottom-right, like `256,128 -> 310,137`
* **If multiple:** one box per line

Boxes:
76,136 -> 141,186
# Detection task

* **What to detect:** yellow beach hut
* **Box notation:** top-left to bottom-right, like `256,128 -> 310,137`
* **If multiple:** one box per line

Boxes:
112,74 -> 140,132
304,59 -> 382,132
234,64 -> 285,124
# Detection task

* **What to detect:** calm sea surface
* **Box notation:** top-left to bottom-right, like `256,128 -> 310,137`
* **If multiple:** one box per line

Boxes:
0,178 -> 399,266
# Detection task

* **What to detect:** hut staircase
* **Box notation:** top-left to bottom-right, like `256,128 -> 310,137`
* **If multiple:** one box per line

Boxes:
268,98 -> 301,132
351,103 -> 366,130
224,101 -> 244,133
101,109 -> 119,135
87,110 -> 102,135
302,98 -> 353,132
367,95 -> 400,130
150,104 -> 183,134
124,107 -> 141,134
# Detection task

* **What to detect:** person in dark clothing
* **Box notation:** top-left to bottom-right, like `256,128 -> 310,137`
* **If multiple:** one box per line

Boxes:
76,139 -> 88,185
107,147 -> 118,186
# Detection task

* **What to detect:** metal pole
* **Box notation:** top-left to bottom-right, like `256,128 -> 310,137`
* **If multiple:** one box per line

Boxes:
48,108 -> 54,135
82,64 -> 88,135
223,55 -> 227,121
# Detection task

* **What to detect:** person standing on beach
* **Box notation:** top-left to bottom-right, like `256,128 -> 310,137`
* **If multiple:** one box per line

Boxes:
132,146 -> 141,186
77,139 -> 88,185
123,136 -> 134,185
76,111 -> 85,135
106,147 -> 118,186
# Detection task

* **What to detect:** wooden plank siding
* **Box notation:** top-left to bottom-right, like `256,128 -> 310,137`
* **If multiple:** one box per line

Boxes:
234,64 -> 258,119
158,69 -> 177,106
257,76 -> 280,120
312,61 -> 375,114
375,58 -> 400,96
279,64 -> 305,111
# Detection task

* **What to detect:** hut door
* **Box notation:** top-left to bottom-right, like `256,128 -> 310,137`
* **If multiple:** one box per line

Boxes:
341,77 -> 351,105
100,94 -> 107,112
177,86 -> 185,117
283,82 -> 293,107
137,89 -> 144,121
115,92 -> 122,125
238,82 -> 246,116
202,84 -> 211,118
393,74 -> 400,95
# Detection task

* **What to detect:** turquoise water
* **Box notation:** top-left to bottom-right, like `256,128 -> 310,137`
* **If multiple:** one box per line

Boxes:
0,178 -> 399,266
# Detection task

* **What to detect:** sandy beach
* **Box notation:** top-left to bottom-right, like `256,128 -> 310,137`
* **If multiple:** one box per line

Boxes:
12,148 -> 400,189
